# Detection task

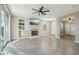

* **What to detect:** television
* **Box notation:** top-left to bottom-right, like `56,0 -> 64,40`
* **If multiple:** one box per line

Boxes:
30,18 -> 39,25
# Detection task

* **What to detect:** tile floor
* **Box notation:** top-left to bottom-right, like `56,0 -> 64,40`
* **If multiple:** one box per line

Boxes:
11,36 -> 79,55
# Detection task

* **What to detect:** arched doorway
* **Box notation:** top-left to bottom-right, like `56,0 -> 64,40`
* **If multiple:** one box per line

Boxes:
60,16 -> 76,40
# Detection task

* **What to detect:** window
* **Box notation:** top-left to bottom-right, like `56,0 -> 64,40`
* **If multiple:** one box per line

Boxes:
0,5 -> 10,54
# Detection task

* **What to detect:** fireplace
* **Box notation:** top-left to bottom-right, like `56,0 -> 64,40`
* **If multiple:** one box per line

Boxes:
31,30 -> 38,36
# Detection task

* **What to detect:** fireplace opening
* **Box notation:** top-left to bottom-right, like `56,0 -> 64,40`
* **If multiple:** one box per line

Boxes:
31,31 -> 38,36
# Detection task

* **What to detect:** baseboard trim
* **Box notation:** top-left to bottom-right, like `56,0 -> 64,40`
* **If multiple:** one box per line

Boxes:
19,37 -> 40,39
9,39 -> 19,45
55,36 -> 60,39
51,34 -> 55,36
75,41 -> 79,43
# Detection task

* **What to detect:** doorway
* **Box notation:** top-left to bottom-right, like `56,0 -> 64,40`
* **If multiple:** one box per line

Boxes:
60,17 -> 75,40
40,20 -> 51,37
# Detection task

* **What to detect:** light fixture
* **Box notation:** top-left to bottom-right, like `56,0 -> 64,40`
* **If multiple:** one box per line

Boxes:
68,18 -> 72,22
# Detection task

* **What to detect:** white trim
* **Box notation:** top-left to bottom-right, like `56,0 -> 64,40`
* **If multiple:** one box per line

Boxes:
19,37 -> 40,40
55,35 -> 60,39
75,41 -> 79,43
8,15 -> 11,42
0,4 -> 11,15
9,39 -> 19,45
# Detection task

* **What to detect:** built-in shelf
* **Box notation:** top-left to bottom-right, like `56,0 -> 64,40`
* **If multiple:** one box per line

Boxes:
19,19 -> 25,37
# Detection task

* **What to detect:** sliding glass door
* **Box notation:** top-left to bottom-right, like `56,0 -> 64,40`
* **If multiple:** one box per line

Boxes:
0,5 -> 9,54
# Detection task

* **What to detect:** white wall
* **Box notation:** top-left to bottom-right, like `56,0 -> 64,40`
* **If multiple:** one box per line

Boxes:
40,18 -> 61,39
75,19 -> 79,43
11,16 -> 61,39
51,21 -> 56,35
11,16 -> 29,40
55,19 -> 61,39
51,18 -> 61,39
39,20 -> 51,37
11,16 -> 19,40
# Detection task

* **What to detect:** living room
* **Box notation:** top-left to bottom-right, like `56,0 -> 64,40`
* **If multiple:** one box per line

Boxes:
0,4 -> 79,55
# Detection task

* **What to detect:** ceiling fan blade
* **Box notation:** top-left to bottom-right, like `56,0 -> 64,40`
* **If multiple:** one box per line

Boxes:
41,12 -> 46,15
43,10 -> 50,12
32,12 -> 38,14
32,8 -> 38,12
39,6 -> 44,12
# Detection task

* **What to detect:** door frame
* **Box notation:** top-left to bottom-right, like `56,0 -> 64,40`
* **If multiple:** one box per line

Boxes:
0,4 -> 11,42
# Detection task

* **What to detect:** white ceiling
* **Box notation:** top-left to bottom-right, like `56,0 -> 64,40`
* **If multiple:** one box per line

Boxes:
7,4 -> 79,18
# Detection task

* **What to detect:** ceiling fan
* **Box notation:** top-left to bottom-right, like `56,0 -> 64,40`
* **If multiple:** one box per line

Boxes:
32,6 -> 50,16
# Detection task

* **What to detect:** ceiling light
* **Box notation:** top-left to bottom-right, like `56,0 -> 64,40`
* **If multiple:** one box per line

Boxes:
68,18 -> 72,22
